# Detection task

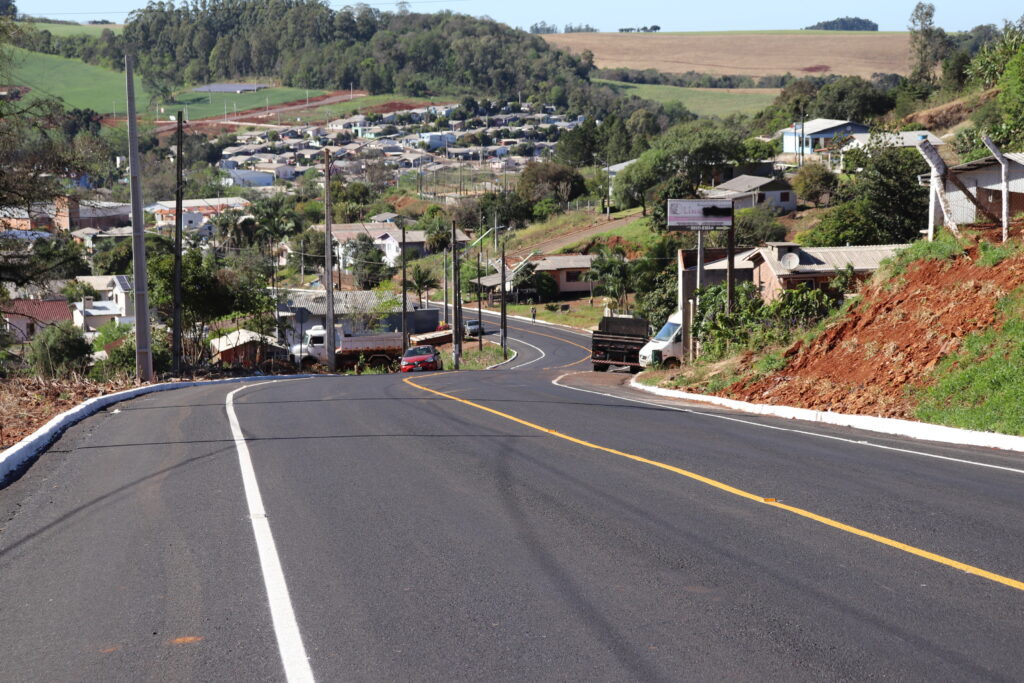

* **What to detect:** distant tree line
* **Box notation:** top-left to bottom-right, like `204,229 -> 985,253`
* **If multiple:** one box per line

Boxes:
529,22 -> 598,34
618,26 -> 660,33
594,67 -> 802,89
804,17 -> 878,31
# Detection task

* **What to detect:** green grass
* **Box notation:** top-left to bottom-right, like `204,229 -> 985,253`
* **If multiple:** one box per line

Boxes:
9,46 -> 152,111
441,342 -> 506,370
560,216 -> 661,253
500,300 -> 605,330
594,79 -> 778,116
505,211 -> 595,252
304,94 -> 446,120
976,239 -> 1024,267
913,287 -> 1024,435
654,30 -> 907,36
169,86 -> 328,121
874,231 -> 967,283
17,21 -> 123,37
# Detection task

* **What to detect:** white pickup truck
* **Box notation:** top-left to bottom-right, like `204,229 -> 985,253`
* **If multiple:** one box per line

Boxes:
638,310 -> 686,368
290,325 -> 404,370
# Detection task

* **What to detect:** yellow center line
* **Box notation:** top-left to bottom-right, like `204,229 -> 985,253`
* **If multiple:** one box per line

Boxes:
402,375 -> 1024,593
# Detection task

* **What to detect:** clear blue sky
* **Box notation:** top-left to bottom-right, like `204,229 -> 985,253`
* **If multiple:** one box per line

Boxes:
24,0 -> 1023,33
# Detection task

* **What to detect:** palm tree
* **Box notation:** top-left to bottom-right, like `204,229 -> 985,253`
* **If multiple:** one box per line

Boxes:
583,245 -> 633,312
406,263 -> 440,307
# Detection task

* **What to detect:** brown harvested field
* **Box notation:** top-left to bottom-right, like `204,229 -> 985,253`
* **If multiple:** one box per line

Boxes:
544,32 -> 910,79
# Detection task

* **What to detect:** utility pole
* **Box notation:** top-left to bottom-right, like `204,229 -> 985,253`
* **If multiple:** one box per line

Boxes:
452,222 -> 461,369
726,222 -> 736,314
125,55 -> 153,383
477,250 -> 483,352
323,149 -> 336,372
443,248 -> 449,325
500,237 -> 507,359
172,111 -> 184,376
401,219 -> 408,350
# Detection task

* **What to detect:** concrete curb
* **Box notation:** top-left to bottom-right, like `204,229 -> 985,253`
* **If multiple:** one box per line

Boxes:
485,347 -> 519,369
629,375 -> 1024,453
0,374 -> 320,484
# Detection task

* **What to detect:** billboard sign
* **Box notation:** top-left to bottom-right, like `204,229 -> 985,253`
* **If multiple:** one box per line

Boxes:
666,199 -> 733,230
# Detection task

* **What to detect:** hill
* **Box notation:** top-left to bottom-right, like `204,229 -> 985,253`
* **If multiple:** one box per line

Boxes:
543,31 -> 910,79
7,46 -> 153,112
593,80 -> 779,116
685,232 -> 1024,434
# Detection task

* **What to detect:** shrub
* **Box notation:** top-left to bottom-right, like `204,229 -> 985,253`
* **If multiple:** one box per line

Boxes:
28,321 -> 91,378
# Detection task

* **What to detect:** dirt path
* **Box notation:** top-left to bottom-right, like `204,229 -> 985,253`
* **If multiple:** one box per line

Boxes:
510,213 -> 643,257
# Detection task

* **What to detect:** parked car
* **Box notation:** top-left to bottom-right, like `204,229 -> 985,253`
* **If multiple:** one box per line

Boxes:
400,345 -> 443,372
465,319 -> 485,337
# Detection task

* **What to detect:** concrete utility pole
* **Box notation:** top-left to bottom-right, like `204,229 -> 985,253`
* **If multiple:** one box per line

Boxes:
983,135 -> 1010,242
452,222 -> 461,369
323,149 -> 336,372
477,250 -> 483,352
443,249 -> 449,325
500,237 -> 507,359
172,111 -> 184,376
125,55 -> 153,383
401,219 -> 408,350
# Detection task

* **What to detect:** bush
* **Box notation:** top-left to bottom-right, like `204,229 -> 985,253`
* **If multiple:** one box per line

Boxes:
792,162 -> 837,207
28,321 -> 91,378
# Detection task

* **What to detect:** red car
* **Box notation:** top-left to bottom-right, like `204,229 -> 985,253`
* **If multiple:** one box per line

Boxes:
400,345 -> 443,372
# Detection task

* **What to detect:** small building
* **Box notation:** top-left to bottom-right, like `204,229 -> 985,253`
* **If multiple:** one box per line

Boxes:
71,297 -> 127,332
749,242 -> 907,302
224,169 -> 275,187
209,329 -> 286,367
531,254 -> 597,294
1,298 -> 72,343
780,119 -> 869,156
702,175 -> 797,213
941,153 -> 1024,225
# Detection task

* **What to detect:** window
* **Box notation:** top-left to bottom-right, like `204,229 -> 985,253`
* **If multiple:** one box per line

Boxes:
565,270 -> 582,282
757,193 -> 766,203
26,322 -> 36,338
780,192 -> 790,202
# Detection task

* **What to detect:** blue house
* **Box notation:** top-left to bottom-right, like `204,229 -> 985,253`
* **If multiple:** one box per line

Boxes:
780,119 -> 868,155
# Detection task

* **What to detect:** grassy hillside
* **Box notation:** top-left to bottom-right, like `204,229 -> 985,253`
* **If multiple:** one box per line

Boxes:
7,47 -> 330,118
545,31 -> 910,79
594,79 -> 778,116
7,46 -> 152,112
16,21 -> 123,37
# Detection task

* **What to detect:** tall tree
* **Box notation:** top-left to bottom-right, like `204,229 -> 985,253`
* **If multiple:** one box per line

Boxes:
343,233 -> 394,289
908,2 -> 948,84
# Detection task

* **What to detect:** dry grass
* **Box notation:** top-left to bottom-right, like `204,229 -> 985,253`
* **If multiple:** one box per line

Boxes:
544,32 -> 910,79
0,376 -> 136,450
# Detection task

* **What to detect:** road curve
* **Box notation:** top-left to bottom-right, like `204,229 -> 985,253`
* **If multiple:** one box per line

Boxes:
2,322 -> 1024,680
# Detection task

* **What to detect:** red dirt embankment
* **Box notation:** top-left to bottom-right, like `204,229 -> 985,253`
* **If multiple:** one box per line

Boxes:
726,237 -> 1024,418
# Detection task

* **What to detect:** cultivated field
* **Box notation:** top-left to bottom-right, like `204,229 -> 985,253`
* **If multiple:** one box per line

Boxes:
546,31 -> 911,78
15,21 -> 124,37
594,79 -> 779,116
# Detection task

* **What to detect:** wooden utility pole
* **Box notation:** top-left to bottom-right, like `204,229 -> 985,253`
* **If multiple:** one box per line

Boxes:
125,55 -> 153,383
172,111 -> 184,376
323,149 -> 336,372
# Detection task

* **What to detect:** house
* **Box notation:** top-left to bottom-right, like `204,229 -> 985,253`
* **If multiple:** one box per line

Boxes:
253,163 -> 298,181
111,275 -> 135,318
842,130 -> 944,152
748,242 -> 908,302
419,132 -> 456,151
149,197 -> 251,227
702,175 -> 797,213
224,169 -> 275,187
780,119 -> 869,156
1,298 -> 72,343
277,289 -> 438,346
939,153 -> 1024,225
74,275 -> 118,300
209,329 -> 286,367
531,254 -> 597,294
315,223 -> 469,267
369,212 -> 399,223
72,296 -> 128,331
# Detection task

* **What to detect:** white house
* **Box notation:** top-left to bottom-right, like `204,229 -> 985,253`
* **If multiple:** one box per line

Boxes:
702,175 -> 797,212
780,119 -> 869,155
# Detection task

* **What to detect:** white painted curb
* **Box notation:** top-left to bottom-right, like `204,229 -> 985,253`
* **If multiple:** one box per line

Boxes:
630,375 -> 1024,453
485,347 -> 519,369
0,374 -> 320,483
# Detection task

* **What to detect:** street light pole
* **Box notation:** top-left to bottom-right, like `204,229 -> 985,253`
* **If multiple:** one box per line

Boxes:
500,237 -> 507,359
401,219 -> 408,350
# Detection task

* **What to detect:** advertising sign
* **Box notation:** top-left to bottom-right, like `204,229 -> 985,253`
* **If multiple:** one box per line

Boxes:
666,199 -> 733,230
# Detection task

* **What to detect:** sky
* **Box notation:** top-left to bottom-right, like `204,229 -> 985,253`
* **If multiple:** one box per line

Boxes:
23,0 -> 1024,33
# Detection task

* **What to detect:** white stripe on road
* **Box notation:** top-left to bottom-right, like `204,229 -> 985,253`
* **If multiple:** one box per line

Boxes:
507,336 -> 546,368
226,384 -> 315,683
552,374 -> 1024,477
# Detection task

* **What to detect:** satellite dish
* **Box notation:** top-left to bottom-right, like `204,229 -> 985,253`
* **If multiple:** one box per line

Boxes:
781,252 -> 800,270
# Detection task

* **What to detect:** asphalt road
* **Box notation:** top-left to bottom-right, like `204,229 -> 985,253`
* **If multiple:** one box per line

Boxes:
2,317 -> 1024,680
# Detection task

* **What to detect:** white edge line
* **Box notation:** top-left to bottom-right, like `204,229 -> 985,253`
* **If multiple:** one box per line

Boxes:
550,373 -> 1024,476
0,374 -> 324,484
506,336 -> 546,368
226,383 -> 315,683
